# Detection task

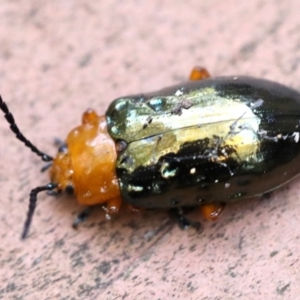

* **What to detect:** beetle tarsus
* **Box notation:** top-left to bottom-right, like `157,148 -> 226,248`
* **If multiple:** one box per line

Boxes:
72,207 -> 91,229
171,208 -> 202,232
41,162 -> 53,172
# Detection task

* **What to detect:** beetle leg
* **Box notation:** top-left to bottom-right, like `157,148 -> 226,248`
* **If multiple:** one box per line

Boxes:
53,137 -> 67,148
200,203 -> 225,221
102,197 -> 122,219
72,207 -> 91,229
73,197 -> 123,228
262,191 -> 272,200
171,208 -> 202,231
41,162 -> 53,172
189,66 -> 210,81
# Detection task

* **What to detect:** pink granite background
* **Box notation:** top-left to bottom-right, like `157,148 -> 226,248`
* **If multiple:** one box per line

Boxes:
0,0 -> 300,299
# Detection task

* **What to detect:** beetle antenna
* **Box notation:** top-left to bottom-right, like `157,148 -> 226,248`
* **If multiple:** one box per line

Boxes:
0,95 -> 53,162
21,183 -> 58,239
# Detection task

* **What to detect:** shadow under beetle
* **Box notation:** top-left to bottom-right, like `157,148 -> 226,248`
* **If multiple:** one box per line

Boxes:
1,67 -> 300,239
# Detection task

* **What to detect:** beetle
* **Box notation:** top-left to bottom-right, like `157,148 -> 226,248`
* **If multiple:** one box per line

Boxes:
1,67 -> 300,239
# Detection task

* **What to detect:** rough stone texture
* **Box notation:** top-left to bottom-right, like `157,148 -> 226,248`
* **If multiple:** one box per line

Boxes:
0,0 -> 300,299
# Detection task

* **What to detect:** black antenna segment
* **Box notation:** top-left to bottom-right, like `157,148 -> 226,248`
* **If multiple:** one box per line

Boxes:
0,95 -> 53,162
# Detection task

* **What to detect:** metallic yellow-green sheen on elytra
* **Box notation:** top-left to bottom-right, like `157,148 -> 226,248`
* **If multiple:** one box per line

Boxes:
106,76 -> 300,208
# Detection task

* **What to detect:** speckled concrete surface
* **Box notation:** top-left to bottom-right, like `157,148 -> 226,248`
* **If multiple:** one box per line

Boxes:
0,1 -> 300,299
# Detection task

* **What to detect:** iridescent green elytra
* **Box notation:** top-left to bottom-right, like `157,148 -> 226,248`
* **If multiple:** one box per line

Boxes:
106,76 -> 300,208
